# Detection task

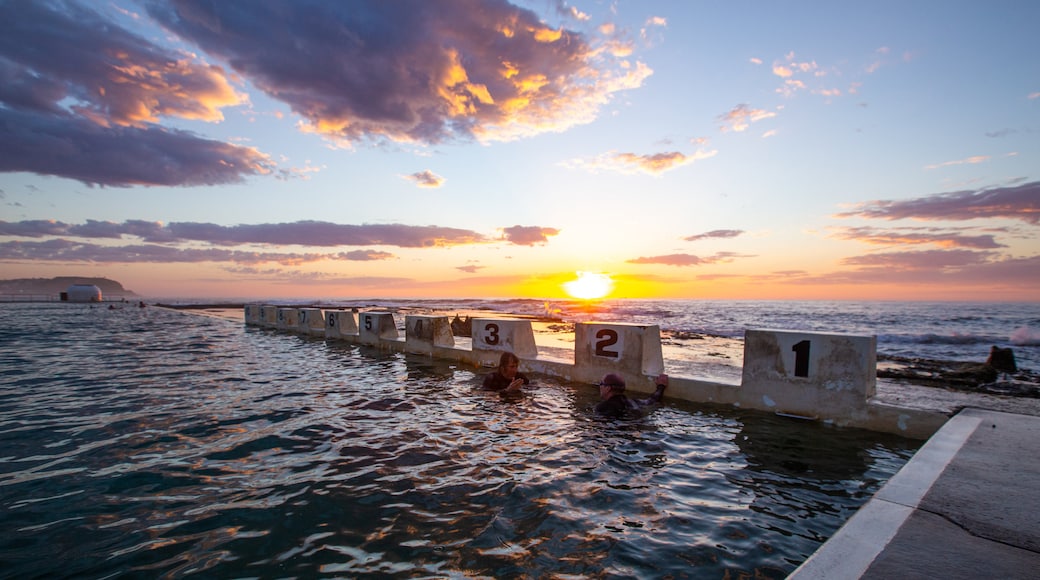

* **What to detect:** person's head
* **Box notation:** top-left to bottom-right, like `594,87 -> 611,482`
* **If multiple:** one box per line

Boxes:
498,352 -> 520,379
598,373 -> 625,399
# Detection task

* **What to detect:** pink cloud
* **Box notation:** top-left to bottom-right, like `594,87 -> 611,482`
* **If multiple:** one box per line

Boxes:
835,181 -> 1040,224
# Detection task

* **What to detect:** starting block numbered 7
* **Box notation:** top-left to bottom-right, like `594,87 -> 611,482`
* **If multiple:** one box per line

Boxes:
575,322 -> 664,378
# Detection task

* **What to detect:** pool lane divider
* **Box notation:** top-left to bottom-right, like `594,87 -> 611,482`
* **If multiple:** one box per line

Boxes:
242,305 -> 948,439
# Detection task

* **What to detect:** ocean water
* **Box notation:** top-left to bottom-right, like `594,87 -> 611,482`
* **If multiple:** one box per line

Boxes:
283,298 -> 1040,385
0,302 -> 920,578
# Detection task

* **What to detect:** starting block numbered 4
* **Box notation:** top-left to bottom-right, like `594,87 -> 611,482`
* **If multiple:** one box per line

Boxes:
405,315 -> 455,353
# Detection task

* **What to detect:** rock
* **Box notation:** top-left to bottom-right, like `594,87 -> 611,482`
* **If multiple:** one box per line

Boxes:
986,346 -> 1017,373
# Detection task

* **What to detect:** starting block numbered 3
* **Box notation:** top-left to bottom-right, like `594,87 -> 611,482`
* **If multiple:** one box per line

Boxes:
405,315 -> 455,353
358,311 -> 400,345
471,318 -> 538,360
575,322 -> 664,377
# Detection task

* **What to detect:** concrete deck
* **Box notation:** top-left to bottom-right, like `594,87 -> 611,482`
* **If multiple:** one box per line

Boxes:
790,407 -> 1040,579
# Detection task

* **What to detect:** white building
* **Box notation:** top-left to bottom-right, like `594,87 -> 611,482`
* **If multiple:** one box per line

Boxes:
65,284 -> 102,302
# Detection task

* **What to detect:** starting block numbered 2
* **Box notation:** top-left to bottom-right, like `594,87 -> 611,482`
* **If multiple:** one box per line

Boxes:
471,318 -> 537,360
405,315 -> 455,354
575,322 -> 664,377
325,310 -> 359,339
358,311 -> 400,345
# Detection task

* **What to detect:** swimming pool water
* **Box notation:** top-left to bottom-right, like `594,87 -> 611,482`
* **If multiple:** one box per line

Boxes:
0,304 -> 918,578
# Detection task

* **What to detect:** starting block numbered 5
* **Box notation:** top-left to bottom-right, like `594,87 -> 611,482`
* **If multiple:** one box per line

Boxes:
471,318 -> 537,359
575,322 -> 664,376
358,311 -> 400,345
276,308 -> 299,331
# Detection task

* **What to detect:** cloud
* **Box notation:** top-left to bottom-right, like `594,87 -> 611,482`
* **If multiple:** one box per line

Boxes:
924,155 -> 990,170
718,104 -> 776,132
0,1 -> 272,187
0,219 -> 488,247
683,229 -> 744,242
829,226 -> 1006,249
403,170 -> 446,188
840,249 -> 995,269
0,239 -> 332,265
562,148 -> 717,174
340,250 -> 395,261
627,251 -> 752,266
500,225 -> 560,246
147,0 -> 651,145
0,108 -> 274,186
835,181 -> 1040,224
456,264 -> 485,273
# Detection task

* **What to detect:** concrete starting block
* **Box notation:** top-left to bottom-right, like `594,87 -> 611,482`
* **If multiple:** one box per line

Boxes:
405,315 -> 455,354
276,308 -> 299,331
260,305 -> 279,328
297,308 -> 326,337
359,311 -> 400,346
325,309 -> 359,339
244,304 -> 261,325
574,322 -> 664,385
741,329 -> 876,417
470,318 -> 538,364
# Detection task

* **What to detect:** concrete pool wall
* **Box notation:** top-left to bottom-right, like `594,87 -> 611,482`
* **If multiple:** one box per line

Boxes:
246,305 -> 948,439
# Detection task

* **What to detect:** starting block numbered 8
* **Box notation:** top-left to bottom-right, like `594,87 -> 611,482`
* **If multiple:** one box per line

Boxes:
244,304 -> 261,325
325,309 -> 359,339
575,322 -> 664,377
405,315 -> 455,354
297,308 -> 326,337
471,318 -> 537,360
358,311 -> 400,345
276,308 -> 299,331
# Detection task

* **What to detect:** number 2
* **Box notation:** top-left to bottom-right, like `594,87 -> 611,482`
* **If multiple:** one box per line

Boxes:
595,329 -> 619,358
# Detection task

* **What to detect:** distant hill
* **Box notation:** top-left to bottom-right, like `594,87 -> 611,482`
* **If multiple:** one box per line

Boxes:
0,277 -> 137,297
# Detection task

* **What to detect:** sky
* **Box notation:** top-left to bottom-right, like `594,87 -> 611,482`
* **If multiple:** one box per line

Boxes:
1,0 -> 1038,301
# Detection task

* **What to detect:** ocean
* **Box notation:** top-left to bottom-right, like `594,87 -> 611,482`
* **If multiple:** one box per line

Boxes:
0,299 -> 1034,578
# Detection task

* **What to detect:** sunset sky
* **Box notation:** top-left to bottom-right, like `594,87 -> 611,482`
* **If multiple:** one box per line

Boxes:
1,0 -> 1038,301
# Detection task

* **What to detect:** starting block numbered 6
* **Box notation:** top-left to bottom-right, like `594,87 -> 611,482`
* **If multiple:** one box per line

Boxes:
358,311 -> 400,345
471,318 -> 537,359
325,310 -> 359,339
575,322 -> 664,377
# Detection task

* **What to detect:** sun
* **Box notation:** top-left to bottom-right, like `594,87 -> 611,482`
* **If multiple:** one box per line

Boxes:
562,271 -> 614,300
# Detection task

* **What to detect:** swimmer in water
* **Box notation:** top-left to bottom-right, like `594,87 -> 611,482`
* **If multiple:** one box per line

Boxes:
595,373 -> 668,418
482,351 -> 529,393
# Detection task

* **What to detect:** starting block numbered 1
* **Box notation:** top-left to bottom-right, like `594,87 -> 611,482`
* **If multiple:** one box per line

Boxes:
471,318 -> 537,359
405,315 -> 455,353
358,311 -> 400,345
276,308 -> 299,331
325,310 -> 359,339
297,308 -> 326,336
742,329 -> 877,408
575,322 -> 664,376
